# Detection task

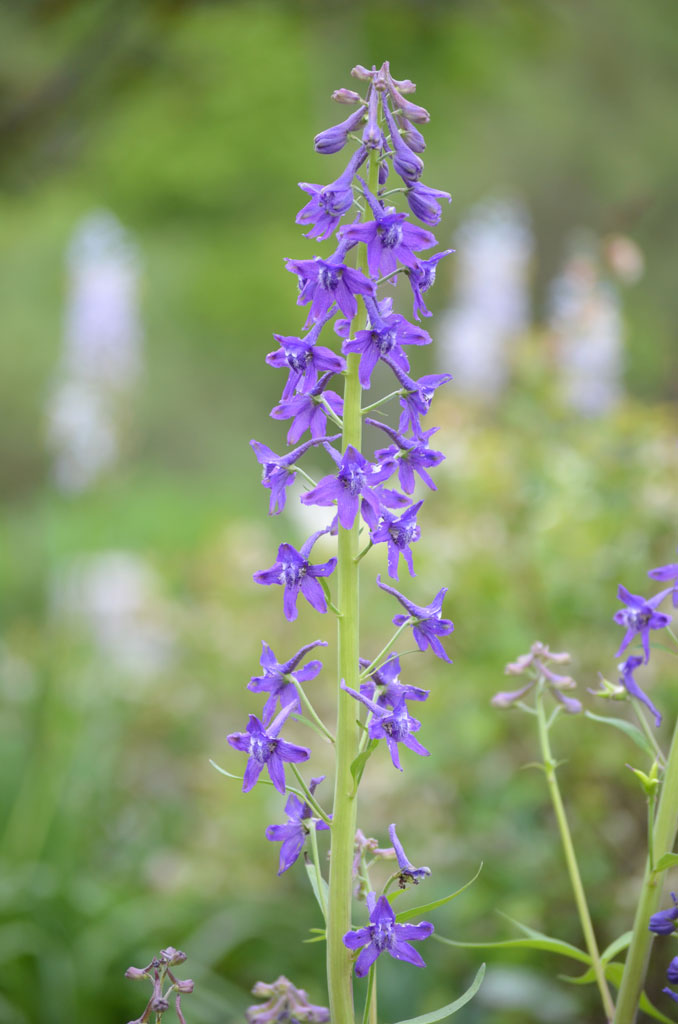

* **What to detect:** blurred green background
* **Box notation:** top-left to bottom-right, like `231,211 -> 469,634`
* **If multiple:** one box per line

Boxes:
1,1 -> 677,1022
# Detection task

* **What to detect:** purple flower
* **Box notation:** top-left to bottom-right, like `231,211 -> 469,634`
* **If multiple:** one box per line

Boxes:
296,146 -> 367,240
339,180 -> 436,280
649,893 -> 678,935
663,987 -> 678,1004
387,361 -> 453,438
619,655 -> 662,728
285,255 -> 374,327
648,553 -> 678,608
253,530 -> 337,621
341,682 -> 430,770
343,892 -> 433,977
359,652 -> 429,706
371,500 -> 422,579
377,575 -> 454,662
407,249 -> 454,319
300,444 -> 396,530
248,640 -> 328,723
396,114 -> 426,154
247,976 -> 329,1024
361,84 -> 383,149
614,585 -> 671,663
265,776 -> 329,875
492,642 -> 582,713
382,99 -> 424,185
406,182 -> 452,226
227,704 -> 310,794
250,435 -> 339,514
389,823 -> 431,885
266,331 -> 345,402
340,296 -> 431,389
314,105 -> 367,154
369,419 -> 445,493
270,372 -> 343,444
667,957 -> 678,984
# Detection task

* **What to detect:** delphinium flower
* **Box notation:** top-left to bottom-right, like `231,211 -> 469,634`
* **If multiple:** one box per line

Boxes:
265,317 -> 346,399
300,443 -> 396,529
492,641 -> 581,713
343,892 -> 434,977
285,250 -> 374,327
649,893 -> 678,936
124,947 -> 193,1024
247,640 -> 328,723
368,418 -> 445,493
408,249 -> 455,320
377,575 -> 454,662
388,822 -> 431,886
618,654 -> 662,728
648,551 -> 678,608
265,776 -> 329,875
250,435 -> 339,515
663,958 -> 678,1004
246,977 -> 329,1023
226,704 -> 310,794
253,529 -> 337,621
370,499 -> 422,579
341,682 -> 430,770
336,294 -> 431,389
614,584 -> 671,662
359,652 -> 430,706
270,372 -> 343,444
296,146 -> 368,240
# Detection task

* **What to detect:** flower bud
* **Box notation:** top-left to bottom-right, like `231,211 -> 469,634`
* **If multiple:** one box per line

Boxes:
351,64 -> 374,81
160,947 -> 186,965
176,979 -> 195,994
151,996 -> 170,1012
668,958 -> 678,984
125,966 -> 148,980
332,88 -> 362,104
314,106 -> 367,155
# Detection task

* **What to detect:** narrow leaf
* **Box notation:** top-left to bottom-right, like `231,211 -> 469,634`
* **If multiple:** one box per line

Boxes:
395,864 -> 483,923
601,931 -> 633,963
304,860 -> 328,922
654,853 -> 678,873
584,711 -> 655,758
388,963 -> 485,1024
350,741 -> 378,788
434,931 -> 590,966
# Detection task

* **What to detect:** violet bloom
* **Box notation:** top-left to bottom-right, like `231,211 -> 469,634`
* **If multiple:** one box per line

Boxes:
614,584 -> 671,663
248,640 -> 328,723
649,893 -> 678,935
341,682 -> 430,770
247,977 -> 329,1024
387,360 -> 453,438
648,554 -> 678,608
369,419 -> 445,493
343,892 -> 433,977
227,704 -> 310,794
407,249 -> 454,319
377,575 -> 454,663
388,823 -> 431,886
253,530 -> 337,622
313,105 -> 366,154
300,444 -> 395,530
270,372 -> 343,444
668,958 -> 678,984
265,776 -> 329,875
382,99 -> 424,185
339,180 -> 435,280
406,181 -> 452,226
619,655 -> 662,728
250,435 -> 339,515
361,83 -> 383,149
359,652 -> 429,706
340,295 -> 431,389
266,315 -> 345,400
285,255 -> 373,327
371,500 -> 422,579
492,642 -> 582,713
296,146 -> 367,240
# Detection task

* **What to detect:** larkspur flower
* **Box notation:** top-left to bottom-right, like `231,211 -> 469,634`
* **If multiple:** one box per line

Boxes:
250,435 -> 339,515
341,682 -> 430,770
343,892 -> 433,977
270,372 -> 343,445
370,500 -> 422,579
369,419 -> 445,493
265,776 -> 329,875
359,652 -> 429,706
285,254 -> 373,327
266,317 -> 346,400
648,552 -> 678,608
361,82 -> 383,149
614,584 -> 671,663
649,893 -> 678,935
313,105 -> 367,155
668,958 -> 678,984
663,988 -> 678,1004
248,640 -> 328,723
388,823 -> 431,885
338,295 -> 431,389
300,443 -> 396,530
382,99 -> 424,185
492,642 -> 582,713
386,360 -> 453,438
619,654 -> 662,728
407,249 -> 454,319
227,704 -> 310,795
377,575 -> 454,662
253,529 -> 337,621
405,181 -> 452,226
247,976 -> 329,1024
296,146 -> 367,241
396,114 -> 426,154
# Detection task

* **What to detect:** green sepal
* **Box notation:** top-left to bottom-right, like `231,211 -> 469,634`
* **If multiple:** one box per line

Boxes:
393,863 -> 483,923
387,963 -> 485,1024
585,711 -> 655,758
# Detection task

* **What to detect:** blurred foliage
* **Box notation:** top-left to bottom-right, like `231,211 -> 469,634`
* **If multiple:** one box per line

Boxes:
1,1 -> 678,1023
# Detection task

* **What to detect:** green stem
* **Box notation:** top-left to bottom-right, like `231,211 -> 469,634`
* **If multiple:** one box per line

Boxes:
613,716 -> 678,1024
291,764 -> 332,825
631,701 -> 666,767
293,678 -> 336,744
361,964 -> 377,1024
535,684 -> 616,1022
358,621 -> 412,681
327,150 -> 380,1024
647,790 -> 657,873
361,389 -> 403,414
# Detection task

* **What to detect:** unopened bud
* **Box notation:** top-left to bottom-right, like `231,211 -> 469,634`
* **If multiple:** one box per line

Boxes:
160,947 -> 186,965
332,88 -> 362,104
351,65 -> 374,81
176,979 -> 194,994
125,966 -> 148,980
151,996 -> 170,1012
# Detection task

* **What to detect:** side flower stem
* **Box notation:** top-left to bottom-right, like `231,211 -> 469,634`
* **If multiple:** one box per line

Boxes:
535,684 -> 616,1023
326,151 -> 378,1024
613,716 -> 678,1024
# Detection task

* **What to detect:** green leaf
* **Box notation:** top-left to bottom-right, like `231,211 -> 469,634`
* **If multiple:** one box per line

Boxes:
394,863 -> 483,923
584,711 -> 655,758
602,964 -> 675,1024
654,852 -> 678,873
304,859 -> 328,922
601,931 -> 633,964
350,741 -> 378,789
434,921 -> 590,966
388,963 -> 485,1024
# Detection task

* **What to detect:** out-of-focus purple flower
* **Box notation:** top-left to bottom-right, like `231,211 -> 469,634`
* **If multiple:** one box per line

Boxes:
227,704 -> 310,795
248,640 -> 328,723
649,893 -> 678,935
663,987 -> 678,1004
285,255 -> 374,327
382,99 -> 424,184
614,585 -> 671,663
359,652 -> 429,706
493,642 -> 581,713
406,182 -> 452,226
371,500 -> 422,579
377,575 -> 454,662
407,249 -> 454,319
253,530 -> 337,621
667,958 -> 678,984
265,776 -> 329,875
266,329 -> 345,401
300,444 -> 396,530
339,180 -> 435,280
619,655 -> 662,727
340,295 -> 431,389
648,553 -> 678,608
250,435 -> 339,514
369,419 -> 445,493
296,146 -> 367,241
343,892 -> 433,977
314,106 -> 367,154
247,976 -> 329,1024
270,372 -> 343,445
389,823 -> 431,885
342,682 -> 430,770
386,74 -> 430,124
